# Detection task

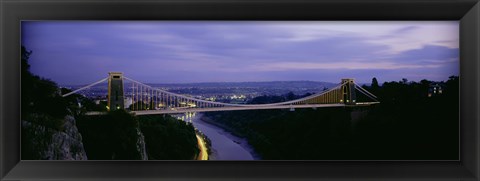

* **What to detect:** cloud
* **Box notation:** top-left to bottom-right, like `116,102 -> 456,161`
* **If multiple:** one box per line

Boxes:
249,61 -> 442,72
392,26 -> 419,34
392,45 -> 459,64
21,21 -> 460,84
366,21 -> 458,53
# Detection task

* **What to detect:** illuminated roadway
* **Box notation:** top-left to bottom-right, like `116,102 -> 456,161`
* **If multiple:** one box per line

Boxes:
84,102 -> 379,116
196,134 -> 209,160
133,104 -> 345,115
132,102 -> 379,115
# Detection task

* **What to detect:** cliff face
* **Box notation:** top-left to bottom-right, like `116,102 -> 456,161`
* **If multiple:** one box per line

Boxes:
136,128 -> 148,160
22,115 -> 88,160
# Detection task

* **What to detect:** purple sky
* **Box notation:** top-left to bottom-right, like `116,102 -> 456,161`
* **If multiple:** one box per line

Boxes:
21,21 -> 459,85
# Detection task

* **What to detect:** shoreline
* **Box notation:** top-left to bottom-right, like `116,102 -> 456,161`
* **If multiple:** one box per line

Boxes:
196,114 -> 262,160
195,134 -> 209,160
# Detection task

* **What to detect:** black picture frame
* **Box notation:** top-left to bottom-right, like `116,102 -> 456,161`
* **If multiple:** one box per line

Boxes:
1,0 -> 479,180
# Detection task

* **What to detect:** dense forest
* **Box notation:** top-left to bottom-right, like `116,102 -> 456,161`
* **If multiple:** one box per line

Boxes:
76,111 -> 199,160
137,115 -> 199,159
203,77 -> 459,160
75,110 -> 145,160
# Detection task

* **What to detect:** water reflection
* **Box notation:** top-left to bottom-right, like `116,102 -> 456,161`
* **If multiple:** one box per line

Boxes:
174,112 -> 257,160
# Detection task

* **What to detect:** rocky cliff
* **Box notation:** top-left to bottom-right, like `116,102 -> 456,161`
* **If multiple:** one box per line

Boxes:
22,115 -> 88,160
136,127 -> 148,160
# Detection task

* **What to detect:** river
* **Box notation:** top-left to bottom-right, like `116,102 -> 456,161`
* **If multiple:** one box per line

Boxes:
174,112 -> 258,160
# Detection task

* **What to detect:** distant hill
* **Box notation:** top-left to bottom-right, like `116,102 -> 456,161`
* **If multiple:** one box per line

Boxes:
61,81 -> 339,98
151,81 -> 337,89
63,81 -> 337,89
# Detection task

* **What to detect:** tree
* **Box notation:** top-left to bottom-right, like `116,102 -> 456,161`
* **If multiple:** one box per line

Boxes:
285,92 -> 296,101
420,79 -> 431,86
21,46 -> 32,74
22,46 -> 34,114
371,77 -> 379,89
21,46 -> 69,118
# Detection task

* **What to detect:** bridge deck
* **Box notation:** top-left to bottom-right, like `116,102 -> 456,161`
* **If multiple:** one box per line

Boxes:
133,104 -> 344,115
85,102 -> 379,116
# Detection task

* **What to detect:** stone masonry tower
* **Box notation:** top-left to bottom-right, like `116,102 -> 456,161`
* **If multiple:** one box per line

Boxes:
108,72 -> 124,111
341,78 -> 356,105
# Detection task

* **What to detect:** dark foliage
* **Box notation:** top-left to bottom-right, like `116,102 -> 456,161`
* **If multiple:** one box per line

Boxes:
76,111 -> 199,160
138,115 -> 199,160
21,46 -> 72,119
76,110 -> 143,160
353,76 -> 459,159
371,77 -> 379,89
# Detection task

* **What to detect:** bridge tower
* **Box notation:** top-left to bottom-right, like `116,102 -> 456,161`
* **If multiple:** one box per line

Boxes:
341,78 -> 356,105
108,72 -> 124,111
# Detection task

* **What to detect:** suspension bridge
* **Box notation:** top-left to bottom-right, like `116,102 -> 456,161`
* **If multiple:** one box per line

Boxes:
62,72 -> 380,115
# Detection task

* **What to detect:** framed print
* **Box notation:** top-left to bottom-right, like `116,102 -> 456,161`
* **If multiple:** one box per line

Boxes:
1,0 -> 479,180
